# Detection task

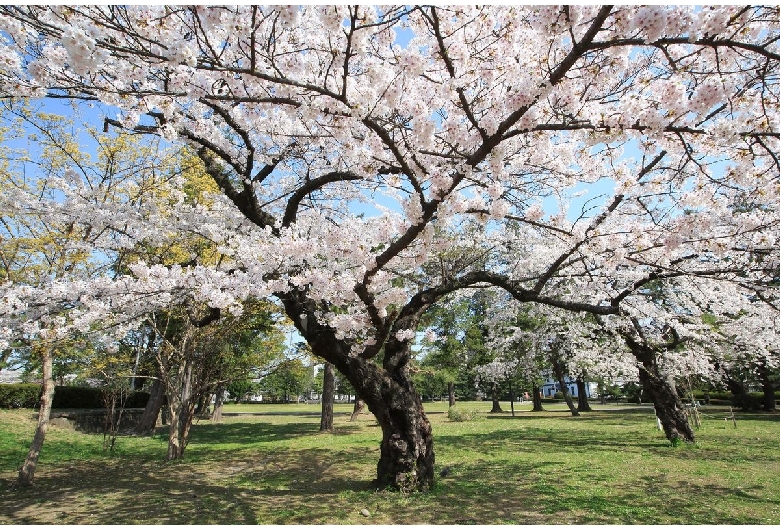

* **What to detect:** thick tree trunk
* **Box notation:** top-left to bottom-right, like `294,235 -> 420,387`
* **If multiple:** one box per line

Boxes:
755,362 -> 776,412
639,369 -> 693,442
350,398 -> 365,421
280,293 -> 435,492
723,375 -> 752,410
211,383 -> 225,422
18,348 -> 54,487
320,362 -> 335,432
489,381 -> 503,413
372,371 -> 433,492
134,377 -> 165,435
447,381 -> 456,407
762,383 -> 776,412
576,379 -> 592,412
338,349 -> 434,491
629,341 -> 694,443
551,357 -> 579,417
531,384 -> 545,412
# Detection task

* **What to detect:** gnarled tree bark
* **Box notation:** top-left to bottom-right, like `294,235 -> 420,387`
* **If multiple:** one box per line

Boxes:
625,320 -> 694,443
350,398 -> 365,421
281,292 -> 435,491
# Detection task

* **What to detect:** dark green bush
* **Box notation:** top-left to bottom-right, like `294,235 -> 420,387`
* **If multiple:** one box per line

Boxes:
733,392 -> 765,411
691,390 -> 732,403
52,386 -> 104,408
0,384 -> 41,408
688,389 -> 765,409
0,384 -> 150,409
51,386 -> 150,409
622,382 -> 643,404
124,391 -> 151,408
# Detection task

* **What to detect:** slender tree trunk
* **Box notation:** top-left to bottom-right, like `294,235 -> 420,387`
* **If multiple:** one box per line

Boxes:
134,377 -> 165,435
509,380 -> 515,417
165,352 -> 196,460
166,401 -> 182,461
551,357 -> 579,417
211,383 -> 225,422
447,381 -> 456,407
629,339 -> 694,443
489,381 -> 503,413
320,362 -> 335,432
576,379 -> 592,412
194,393 -> 207,415
18,348 -> 55,487
350,398 -> 365,421
531,384 -> 545,412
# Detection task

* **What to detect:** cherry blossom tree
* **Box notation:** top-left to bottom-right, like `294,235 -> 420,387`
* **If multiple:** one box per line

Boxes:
474,357 -> 518,413
695,283 -> 780,411
0,102 -> 180,486
1,6 -> 780,490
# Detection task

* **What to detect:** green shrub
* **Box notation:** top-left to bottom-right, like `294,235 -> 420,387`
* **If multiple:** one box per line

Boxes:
0,384 -> 150,409
52,386 -> 104,408
733,392 -> 765,411
448,406 -> 477,422
52,386 -> 151,409
622,382 -> 643,403
0,383 -> 41,408
124,391 -> 151,408
691,390 -> 732,403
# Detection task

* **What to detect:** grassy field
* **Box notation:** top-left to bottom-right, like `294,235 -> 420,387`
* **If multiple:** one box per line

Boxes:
0,401 -> 778,524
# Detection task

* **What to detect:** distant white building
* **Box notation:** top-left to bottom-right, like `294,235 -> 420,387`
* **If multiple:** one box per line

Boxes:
539,376 -> 598,398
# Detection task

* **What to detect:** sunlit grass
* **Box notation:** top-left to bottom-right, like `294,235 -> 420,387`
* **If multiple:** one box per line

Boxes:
1,402 -> 778,524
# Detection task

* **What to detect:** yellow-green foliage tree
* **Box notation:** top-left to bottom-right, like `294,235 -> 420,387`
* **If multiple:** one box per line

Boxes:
0,100 -> 195,485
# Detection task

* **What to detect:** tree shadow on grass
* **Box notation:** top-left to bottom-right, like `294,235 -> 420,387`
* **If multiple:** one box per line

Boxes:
435,427 -> 661,458
188,421 -> 317,445
178,420 -> 368,447
223,410 -> 322,417
0,445 -> 377,525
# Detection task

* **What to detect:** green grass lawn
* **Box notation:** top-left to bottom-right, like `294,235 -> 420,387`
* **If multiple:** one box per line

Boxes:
1,401 -> 778,524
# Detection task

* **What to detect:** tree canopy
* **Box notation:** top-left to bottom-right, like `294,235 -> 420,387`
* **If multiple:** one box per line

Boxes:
0,5 -> 779,490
